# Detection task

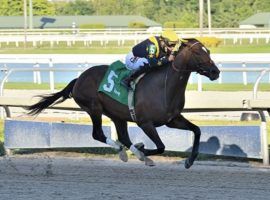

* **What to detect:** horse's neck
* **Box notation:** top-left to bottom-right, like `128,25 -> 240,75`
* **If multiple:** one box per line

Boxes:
165,65 -> 191,109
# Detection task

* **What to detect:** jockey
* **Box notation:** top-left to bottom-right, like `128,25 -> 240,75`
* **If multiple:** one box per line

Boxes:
121,30 -> 181,90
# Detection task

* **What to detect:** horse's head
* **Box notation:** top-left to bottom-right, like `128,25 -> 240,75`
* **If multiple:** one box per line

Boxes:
173,39 -> 220,81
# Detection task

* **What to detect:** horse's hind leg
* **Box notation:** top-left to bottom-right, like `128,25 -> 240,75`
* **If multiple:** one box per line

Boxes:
76,103 -> 123,152
89,113 -> 124,151
166,114 -> 201,169
110,118 -> 130,162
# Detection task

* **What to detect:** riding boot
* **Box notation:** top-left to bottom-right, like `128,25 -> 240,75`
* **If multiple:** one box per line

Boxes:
121,64 -> 151,90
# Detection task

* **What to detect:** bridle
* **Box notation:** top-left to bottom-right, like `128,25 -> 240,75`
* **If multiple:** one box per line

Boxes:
171,41 -> 210,73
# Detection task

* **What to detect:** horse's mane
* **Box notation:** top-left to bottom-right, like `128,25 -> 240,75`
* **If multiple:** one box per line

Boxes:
177,38 -> 201,54
181,38 -> 199,46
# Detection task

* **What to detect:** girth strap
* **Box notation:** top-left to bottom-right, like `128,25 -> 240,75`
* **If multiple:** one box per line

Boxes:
127,74 -> 145,122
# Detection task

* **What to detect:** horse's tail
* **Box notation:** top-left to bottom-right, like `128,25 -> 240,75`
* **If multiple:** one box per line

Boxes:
26,78 -> 77,115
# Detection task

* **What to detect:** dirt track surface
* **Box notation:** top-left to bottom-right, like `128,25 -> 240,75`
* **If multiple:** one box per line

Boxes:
0,156 -> 270,200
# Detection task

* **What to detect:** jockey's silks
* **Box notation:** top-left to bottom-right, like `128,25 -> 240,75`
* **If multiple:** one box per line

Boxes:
132,36 -> 169,67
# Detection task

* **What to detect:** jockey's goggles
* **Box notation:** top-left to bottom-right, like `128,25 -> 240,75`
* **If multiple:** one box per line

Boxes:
162,37 -> 178,47
164,39 -> 178,47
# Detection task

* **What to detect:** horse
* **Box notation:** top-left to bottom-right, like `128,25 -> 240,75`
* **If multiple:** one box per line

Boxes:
26,39 -> 220,169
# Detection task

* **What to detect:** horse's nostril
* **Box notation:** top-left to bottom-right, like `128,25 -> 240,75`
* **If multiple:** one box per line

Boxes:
212,69 -> 220,75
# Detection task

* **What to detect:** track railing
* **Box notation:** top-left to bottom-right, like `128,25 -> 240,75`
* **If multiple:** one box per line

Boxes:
0,66 -> 269,95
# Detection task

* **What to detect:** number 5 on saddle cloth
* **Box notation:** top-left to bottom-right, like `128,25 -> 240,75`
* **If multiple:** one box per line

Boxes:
98,60 -> 143,121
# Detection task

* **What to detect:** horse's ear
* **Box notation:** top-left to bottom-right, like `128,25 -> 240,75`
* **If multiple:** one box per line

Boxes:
180,39 -> 189,47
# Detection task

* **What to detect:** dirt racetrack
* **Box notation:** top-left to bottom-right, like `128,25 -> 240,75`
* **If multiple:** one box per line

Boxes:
0,155 -> 270,200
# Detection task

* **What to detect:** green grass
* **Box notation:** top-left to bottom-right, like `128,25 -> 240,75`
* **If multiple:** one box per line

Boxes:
210,44 -> 270,54
187,83 -> 270,91
4,82 -> 67,90
210,39 -> 270,53
0,41 -> 132,54
3,82 -> 270,91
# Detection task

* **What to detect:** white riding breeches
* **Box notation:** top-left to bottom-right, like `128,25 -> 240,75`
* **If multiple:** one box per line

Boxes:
125,52 -> 149,70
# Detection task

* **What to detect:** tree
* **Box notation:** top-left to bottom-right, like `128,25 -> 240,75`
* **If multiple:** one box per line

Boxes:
0,0 -> 55,16
58,0 -> 94,15
33,0 -> 55,16
1,0 -> 270,28
0,0 -> 23,16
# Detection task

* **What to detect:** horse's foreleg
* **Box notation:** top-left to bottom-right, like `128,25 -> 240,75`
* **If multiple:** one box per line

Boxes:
112,118 -> 147,162
166,114 -> 201,169
138,122 -> 165,156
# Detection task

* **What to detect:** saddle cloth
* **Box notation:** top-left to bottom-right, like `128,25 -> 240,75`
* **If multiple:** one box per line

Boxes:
98,60 -> 133,105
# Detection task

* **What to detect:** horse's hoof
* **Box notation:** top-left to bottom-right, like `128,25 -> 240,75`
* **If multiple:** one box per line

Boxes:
118,148 -> 128,162
184,159 -> 193,169
137,151 -> 145,161
145,157 -> 155,167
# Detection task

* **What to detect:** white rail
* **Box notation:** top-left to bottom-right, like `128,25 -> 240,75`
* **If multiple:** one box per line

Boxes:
1,28 -> 270,46
0,54 -> 269,92
0,67 -> 269,96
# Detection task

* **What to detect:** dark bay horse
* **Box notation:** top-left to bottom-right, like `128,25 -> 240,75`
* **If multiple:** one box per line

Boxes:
26,39 -> 220,169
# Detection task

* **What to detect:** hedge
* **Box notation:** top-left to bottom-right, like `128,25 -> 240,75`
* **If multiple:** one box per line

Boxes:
79,23 -> 105,29
128,22 -> 147,28
163,21 -> 187,28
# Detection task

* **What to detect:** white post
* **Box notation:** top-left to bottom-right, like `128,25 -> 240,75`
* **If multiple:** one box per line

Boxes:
23,0 -> 28,48
3,64 -> 8,82
29,0 -> 33,29
49,58 -> 54,92
259,111 -> 269,166
199,0 -> 204,36
250,37 -> 253,44
33,62 -> 41,84
77,64 -> 82,77
33,64 -> 37,83
188,74 -> 193,84
207,0 -> 212,34
218,62 -> 222,84
72,22 -> 76,35
242,62 -> 247,85
197,75 -> 202,92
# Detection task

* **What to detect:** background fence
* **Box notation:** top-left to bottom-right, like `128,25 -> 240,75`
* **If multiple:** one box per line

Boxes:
0,28 -> 270,47
0,54 -> 269,92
